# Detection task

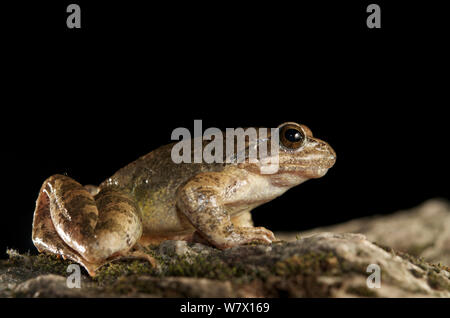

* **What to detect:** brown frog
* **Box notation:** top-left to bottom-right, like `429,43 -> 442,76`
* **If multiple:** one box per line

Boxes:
32,122 -> 336,276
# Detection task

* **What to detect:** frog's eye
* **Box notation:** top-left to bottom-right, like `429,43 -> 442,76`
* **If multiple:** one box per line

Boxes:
279,123 -> 306,150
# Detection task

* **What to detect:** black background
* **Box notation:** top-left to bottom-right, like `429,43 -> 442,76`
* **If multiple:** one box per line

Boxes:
1,1 -> 448,258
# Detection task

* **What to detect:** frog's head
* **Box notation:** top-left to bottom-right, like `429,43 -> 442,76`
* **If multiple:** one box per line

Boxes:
252,122 -> 336,187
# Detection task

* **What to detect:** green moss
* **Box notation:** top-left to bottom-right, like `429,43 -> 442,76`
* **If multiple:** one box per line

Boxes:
163,255 -> 259,282
32,254 -> 74,275
95,260 -> 156,285
96,254 -> 261,296
94,252 -> 260,286
107,276 -> 162,296
6,249 -> 72,276
272,252 -> 340,277
93,252 -> 345,296
101,252 -> 344,297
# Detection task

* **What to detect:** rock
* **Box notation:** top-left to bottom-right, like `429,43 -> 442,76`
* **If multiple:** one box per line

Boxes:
14,274 -> 83,298
277,199 -> 450,266
1,232 -> 449,297
114,276 -> 235,298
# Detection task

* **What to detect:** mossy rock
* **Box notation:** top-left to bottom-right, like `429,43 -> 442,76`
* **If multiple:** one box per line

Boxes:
1,233 -> 450,298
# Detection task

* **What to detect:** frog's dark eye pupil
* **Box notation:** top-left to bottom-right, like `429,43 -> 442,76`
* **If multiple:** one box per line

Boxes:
285,129 -> 302,143
279,124 -> 306,149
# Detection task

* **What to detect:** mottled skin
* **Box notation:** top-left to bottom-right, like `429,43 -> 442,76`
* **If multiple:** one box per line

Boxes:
32,122 -> 336,276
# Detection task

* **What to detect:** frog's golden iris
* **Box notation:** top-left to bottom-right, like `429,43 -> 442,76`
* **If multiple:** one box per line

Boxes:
279,123 -> 306,150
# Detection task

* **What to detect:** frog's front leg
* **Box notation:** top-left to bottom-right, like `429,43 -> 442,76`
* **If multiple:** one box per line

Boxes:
176,172 -> 275,249
32,174 -> 155,276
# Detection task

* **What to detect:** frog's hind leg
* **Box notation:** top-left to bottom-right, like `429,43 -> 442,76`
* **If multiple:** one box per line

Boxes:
32,174 -> 155,276
32,181 -> 103,276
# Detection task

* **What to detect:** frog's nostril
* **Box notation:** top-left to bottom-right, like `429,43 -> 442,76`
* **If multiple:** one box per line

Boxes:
319,142 -> 335,156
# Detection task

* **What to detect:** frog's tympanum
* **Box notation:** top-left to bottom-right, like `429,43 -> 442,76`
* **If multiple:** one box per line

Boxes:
32,122 -> 336,276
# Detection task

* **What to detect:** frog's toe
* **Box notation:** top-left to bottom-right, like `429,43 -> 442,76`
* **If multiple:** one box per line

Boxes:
239,226 -> 276,245
252,227 -> 276,241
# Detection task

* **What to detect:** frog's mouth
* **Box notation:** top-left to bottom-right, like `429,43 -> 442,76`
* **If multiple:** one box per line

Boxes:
304,167 -> 331,178
282,166 -> 329,179
280,160 -> 334,178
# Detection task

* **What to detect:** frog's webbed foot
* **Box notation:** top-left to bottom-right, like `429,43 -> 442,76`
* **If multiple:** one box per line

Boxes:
32,174 -> 148,277
177,173 -> 276,249
192,223 -> 275,248
230,212 -> 276,245
232,227 -> 276,245
32,192 -> 106,276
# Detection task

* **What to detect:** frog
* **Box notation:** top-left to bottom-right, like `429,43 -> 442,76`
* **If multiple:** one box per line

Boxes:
32,122 -> 336,276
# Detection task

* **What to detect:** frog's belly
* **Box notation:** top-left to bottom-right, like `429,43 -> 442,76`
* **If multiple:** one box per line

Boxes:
139,202 -> 195,237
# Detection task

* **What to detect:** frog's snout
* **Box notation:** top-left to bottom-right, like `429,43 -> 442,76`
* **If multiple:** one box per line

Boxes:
326,144 -> 337,168
313,138 -> 336,169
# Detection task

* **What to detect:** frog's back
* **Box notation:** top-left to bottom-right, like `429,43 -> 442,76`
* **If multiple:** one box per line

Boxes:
101,143 -> 225,234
